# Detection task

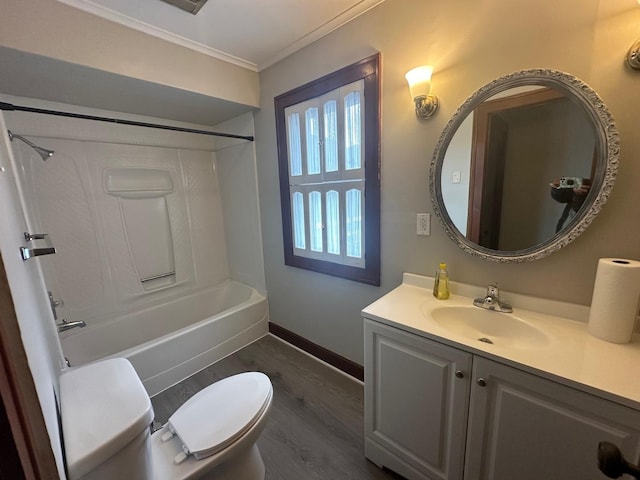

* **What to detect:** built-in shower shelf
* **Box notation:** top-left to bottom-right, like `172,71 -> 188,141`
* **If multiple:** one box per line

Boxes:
105,168 -> 177,291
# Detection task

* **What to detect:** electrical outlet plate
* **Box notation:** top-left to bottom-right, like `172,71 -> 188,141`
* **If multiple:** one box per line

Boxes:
417,213 -> 430,236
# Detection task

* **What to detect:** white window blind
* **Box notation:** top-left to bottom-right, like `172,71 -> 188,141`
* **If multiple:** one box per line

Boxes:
284,80 -> 365,267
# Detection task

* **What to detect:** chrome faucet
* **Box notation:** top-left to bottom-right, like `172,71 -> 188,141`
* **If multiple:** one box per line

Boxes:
48,290 -> 86,332
473,284 -> 513,313
57,319 -> 87,333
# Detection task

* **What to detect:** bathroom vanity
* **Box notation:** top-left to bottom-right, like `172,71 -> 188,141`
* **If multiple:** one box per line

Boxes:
362,274 -> 640,480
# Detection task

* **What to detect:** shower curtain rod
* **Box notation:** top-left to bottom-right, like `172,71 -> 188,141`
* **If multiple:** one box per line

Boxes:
0,102 -> 254,142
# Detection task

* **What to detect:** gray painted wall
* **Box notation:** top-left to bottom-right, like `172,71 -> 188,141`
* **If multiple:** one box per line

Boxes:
254,0 -> 640,365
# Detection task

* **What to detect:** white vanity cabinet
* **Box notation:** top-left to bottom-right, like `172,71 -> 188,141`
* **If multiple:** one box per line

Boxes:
364,318 -> 640,480
364,319 -> 472,480
465,356 -> 640,480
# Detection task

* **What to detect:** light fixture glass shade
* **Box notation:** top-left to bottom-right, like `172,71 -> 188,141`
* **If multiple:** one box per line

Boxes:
405,65 -> 438,119
405,66 -> 433,99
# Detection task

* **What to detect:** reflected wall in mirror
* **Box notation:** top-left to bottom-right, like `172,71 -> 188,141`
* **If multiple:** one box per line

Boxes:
431,69 -> 619,262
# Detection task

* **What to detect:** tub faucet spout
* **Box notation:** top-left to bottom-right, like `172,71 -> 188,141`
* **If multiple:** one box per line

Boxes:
57,319 -> 87,333
473,284 -> 513,313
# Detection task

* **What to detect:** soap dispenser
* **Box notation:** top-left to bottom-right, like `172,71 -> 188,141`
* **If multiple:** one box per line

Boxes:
433,263 -> 450,300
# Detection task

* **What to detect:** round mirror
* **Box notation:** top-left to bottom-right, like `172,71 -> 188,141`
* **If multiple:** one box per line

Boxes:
430,69 -> 619,262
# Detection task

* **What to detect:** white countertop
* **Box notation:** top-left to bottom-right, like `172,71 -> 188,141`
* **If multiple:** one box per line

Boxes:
362,273 -> 640,409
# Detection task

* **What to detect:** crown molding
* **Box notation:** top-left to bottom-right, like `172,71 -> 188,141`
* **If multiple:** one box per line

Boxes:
55,0 -> 258,71
258,0 -> 385,70
55,0 -> 386,72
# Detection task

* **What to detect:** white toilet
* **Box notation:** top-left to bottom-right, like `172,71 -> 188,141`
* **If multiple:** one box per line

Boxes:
59,357 -> 273,480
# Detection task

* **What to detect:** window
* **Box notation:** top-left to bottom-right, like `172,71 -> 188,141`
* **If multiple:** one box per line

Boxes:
275,54 -> 380,285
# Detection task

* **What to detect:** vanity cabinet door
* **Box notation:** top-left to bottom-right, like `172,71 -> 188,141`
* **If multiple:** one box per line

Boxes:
465,357 -> 640,480
364,319 -> 472,480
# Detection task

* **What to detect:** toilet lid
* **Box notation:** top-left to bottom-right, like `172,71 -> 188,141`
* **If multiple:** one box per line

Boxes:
60,358 -> 154,479
167,372 -> 272,460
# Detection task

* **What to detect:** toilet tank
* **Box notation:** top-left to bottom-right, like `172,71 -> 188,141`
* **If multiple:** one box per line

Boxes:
59,358 -> 155,479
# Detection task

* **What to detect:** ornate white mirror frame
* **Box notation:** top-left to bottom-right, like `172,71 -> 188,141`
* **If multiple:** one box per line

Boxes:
430,69 -> 619,262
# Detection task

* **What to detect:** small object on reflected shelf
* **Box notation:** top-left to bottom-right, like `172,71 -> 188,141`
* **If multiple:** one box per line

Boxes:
433,263 -> 450,300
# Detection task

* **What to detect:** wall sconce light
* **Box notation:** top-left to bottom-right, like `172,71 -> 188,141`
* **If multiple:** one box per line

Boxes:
405,65 -> 439,120
627,39 -> 640,70
626,1 -> 640,70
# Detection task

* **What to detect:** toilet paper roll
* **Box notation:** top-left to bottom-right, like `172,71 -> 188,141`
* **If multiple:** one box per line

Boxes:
588,258 -> 640,343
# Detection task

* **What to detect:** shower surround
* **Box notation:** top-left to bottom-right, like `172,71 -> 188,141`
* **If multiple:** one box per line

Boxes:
6,104 -> 266,395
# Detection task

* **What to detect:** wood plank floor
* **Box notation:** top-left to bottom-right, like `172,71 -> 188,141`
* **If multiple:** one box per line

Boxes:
151,334 -> 404,480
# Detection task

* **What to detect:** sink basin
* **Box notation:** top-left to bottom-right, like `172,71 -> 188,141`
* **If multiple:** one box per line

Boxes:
426,306 -> 550,349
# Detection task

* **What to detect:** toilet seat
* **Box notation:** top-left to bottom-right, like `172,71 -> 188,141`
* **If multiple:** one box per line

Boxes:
165,372 -> 272,462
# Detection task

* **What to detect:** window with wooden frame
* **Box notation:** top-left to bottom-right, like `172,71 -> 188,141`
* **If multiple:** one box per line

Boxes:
274,54 -> 380,285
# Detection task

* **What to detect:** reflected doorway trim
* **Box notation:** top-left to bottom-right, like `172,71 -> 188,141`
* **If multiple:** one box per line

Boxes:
467,87 -> 577,249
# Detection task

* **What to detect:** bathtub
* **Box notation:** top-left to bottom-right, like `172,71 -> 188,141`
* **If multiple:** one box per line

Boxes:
61,281 -> 268,396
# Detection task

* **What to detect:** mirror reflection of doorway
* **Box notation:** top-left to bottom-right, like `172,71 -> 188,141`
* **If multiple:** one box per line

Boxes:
468,109 -> 509,249
468,87 -> 595,250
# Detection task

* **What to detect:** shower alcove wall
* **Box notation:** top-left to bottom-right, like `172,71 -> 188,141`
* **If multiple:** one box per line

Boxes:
5,99 -> 267,396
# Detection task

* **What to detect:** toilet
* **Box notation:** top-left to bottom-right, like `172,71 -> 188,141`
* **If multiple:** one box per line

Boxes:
59,357 -> 273,480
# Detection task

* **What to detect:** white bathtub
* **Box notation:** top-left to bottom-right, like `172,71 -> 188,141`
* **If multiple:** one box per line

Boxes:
61,281 -> 268,396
